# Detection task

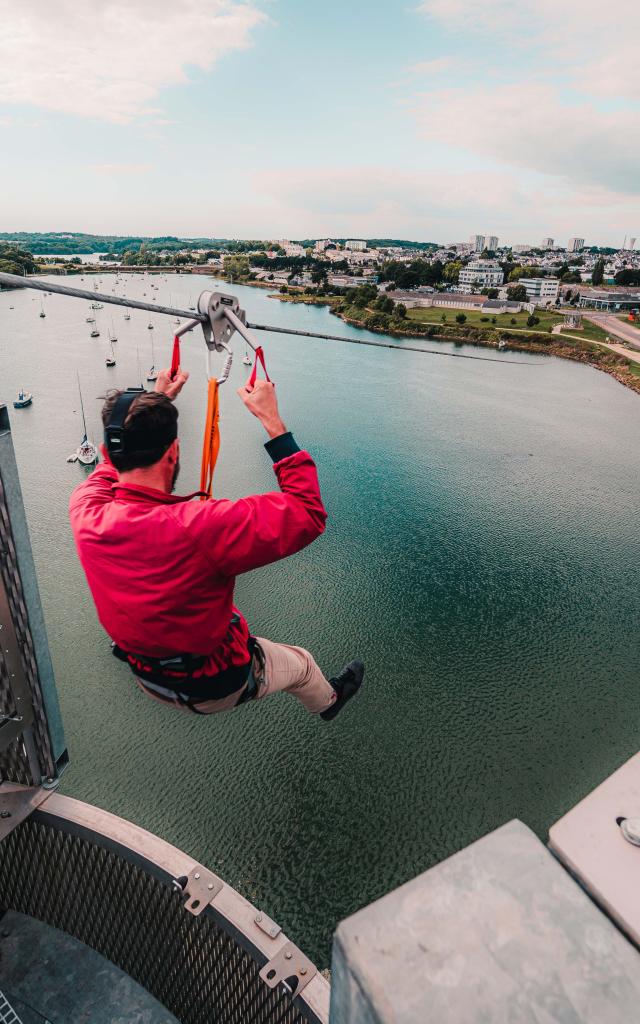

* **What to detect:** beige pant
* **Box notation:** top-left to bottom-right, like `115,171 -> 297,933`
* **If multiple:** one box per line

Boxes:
136,636 -> 336,716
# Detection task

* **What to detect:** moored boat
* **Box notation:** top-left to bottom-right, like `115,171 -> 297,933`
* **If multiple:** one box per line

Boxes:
13,389 -> 33,409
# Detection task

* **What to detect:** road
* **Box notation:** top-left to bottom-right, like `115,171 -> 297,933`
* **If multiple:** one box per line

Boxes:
584,312 -> 640,350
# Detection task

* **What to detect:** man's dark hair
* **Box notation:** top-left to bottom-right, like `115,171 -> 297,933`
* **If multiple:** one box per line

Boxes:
101,390 -> 178,472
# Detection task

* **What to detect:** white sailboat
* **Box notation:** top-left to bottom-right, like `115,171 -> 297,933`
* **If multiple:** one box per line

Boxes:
109,319 -> 117,343
242,348 -> 252,366
106,340 -> 116,367
67,374 -> 98,466
147,336 -> 157,382
39,299 -> 45,318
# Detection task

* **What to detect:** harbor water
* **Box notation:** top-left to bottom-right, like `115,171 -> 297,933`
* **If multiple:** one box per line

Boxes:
1,273 -> 639,966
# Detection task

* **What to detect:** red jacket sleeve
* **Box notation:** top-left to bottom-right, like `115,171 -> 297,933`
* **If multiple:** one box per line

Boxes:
68,457 -> 118,524
190,448 -> 327,577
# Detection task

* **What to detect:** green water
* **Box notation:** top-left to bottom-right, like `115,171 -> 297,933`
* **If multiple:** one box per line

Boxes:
1,273 -> 639,967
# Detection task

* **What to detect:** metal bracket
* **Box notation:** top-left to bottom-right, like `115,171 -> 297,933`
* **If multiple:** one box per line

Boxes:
259,940 -> 317,997
179,866 -> 224,916
0,782 -> 53,841
198,291 -> 246,351
255,910 -> 282,939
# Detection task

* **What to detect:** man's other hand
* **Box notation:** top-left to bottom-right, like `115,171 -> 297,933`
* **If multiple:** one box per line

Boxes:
237,379 -> 287,439
155,368 -> 189,401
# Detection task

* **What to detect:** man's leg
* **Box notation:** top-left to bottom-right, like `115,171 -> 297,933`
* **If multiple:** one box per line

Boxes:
252,637 -> 336,714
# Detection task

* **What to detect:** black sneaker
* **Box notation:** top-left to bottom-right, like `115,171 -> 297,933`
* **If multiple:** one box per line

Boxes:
320,660 -> 364,721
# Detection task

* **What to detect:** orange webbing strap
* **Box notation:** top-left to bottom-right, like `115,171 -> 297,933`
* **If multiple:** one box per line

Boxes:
199,377 -> 220,501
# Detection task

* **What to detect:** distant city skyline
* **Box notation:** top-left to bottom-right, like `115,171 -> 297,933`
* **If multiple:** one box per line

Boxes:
0,0 -> 637,246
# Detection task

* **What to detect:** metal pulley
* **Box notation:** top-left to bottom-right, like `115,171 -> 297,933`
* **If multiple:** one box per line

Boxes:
175,291 -> 257,385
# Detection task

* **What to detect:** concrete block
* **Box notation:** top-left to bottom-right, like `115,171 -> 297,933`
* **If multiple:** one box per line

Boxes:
330,820 -> 640,1023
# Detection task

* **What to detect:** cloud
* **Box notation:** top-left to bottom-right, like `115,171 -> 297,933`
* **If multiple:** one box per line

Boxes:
407,58 -> 457,76
0,1 -> 267,123
411,1 -> 640,200
411,83 -> 639,196
89,163 -> 151,175
255,165 -> 529,236
417,0 -> 640,100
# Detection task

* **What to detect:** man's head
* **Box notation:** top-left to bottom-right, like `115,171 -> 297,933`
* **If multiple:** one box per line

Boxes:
102,389 -> 180,490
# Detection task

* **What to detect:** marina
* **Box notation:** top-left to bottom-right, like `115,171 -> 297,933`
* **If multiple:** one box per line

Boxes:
1,270 -> 639,968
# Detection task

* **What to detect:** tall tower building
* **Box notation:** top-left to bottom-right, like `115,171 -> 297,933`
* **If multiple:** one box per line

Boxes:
486,236 -> 498,251
470,234 -> 485,252
541,238 -> 554,248
567,238 -> 585,252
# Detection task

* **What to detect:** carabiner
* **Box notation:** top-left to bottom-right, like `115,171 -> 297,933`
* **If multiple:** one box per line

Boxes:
206,341 -> 233,384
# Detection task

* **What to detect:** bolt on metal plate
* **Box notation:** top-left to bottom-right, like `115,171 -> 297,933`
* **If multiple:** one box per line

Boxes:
254,910 -> 282,939
181,866 -> 224,916
259,941 -> 317,997
0,782 -> 52,840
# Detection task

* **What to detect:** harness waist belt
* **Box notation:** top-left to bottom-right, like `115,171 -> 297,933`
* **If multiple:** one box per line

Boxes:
111,640 -> 256,701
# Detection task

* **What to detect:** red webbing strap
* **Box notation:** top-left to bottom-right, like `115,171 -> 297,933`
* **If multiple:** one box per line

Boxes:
248,346 -> 271,388
170,335 -> 181,380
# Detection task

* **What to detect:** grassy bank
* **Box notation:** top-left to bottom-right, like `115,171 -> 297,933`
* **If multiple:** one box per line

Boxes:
268,289 -> 640,396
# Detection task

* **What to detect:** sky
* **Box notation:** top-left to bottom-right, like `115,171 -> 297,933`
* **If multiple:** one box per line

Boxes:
0,0 -> 638,246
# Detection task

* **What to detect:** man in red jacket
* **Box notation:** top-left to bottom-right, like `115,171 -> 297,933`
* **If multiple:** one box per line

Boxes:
69,367 -> 363,720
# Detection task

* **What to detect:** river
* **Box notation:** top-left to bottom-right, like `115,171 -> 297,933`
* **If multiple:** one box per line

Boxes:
1,272 -> 639,967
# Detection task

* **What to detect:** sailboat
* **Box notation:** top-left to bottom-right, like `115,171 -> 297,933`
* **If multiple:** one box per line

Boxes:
67,375 -> 98,466
147,321 -> 154,330
147,336 -> 157,382
90,324 -> 100,338
39,300 -> 45,318
109,319 -> 118,343
242,347 -> 252,366
124,313 -> 131,321
106,340 -> 116,367
13,389 -> 33,409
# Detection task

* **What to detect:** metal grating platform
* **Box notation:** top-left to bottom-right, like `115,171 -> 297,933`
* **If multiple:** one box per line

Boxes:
0,798 -> 328,1024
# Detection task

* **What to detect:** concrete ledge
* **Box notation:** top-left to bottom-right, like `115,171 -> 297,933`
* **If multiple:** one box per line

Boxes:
550,751 -> 640,947
330,820 -> 640,1023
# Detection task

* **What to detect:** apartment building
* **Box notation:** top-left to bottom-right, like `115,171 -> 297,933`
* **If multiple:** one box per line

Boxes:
519,277 -> 560,305
568,238 -> 585,252
469,234 -> 485,252
486,236 -> 499,251
458,259 -> 504,293
345,240 -> 367,251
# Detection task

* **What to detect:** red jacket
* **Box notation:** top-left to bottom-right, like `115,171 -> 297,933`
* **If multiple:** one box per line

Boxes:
69,433 -> 327,677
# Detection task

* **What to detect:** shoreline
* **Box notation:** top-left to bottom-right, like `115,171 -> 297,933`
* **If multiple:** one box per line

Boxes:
268,290 -> 640,396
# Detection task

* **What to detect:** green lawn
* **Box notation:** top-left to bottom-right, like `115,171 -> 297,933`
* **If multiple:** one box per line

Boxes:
404,304 -> 616,345
405,306 -> 562,332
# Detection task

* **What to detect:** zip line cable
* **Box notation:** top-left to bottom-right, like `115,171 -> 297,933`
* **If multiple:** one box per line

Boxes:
0,273 -> 542,366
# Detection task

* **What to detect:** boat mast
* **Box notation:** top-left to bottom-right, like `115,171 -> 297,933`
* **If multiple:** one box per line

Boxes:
77,372 -> 88,437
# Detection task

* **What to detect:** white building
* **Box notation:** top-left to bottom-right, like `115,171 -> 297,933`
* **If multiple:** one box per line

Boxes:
486,236 -> 499,251
458,260 -> 504,293
284,243 -> 305,257
541,238 -> 554,249
345,240 -> 367,251
314,239 -> 331,253
568,238 -> 585,252
470,234 -> 485,252
519,277 -> 560,305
